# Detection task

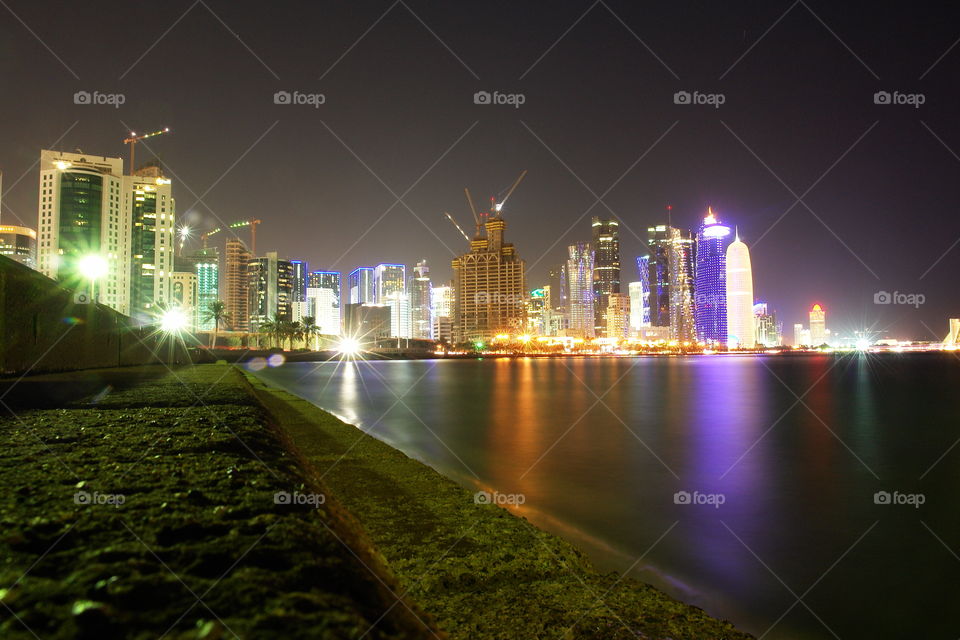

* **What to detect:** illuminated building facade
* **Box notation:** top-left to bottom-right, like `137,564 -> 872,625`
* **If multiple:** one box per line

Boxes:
37,150 -> 129,314
647,225 -> 670,328
452,214 -> 526,342
247,251 -> 293,329
0,225 -> 37,269
591,217 -> 620,336
374,263 -> 405,302
628,281 -> 647,333
176,247 -> 219,330
291,260 -> 308,303
169,271 -> 197,329
306,270 -> 341,335
566,241 -> 594,337
528,288 -> 547,334
809,304 -> 826,346
753,303 -> 780,347
694,208 -> 732,344
667,227 -> 696,343
431,284 -> 453,342
125,165 -> 175,322
409,259 -> 432,339
605,292 -> 630,339
725,233 -> 755,348
225,239 -> 252,331
348,267 -> 374,304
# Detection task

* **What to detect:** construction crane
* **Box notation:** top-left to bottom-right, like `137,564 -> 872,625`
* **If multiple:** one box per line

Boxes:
122,127 -> 171,174
443,211 -> 470,242
493,169 -> 527,215
464,187 -> 481,236
200,219 -> 262,255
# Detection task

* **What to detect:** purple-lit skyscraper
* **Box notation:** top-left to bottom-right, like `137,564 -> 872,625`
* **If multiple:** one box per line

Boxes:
694,208 -> 732,344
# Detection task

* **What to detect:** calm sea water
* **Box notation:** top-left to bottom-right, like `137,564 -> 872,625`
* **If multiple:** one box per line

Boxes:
252,354 -> 960,639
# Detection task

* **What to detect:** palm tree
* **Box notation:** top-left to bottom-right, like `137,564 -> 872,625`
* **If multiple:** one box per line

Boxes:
201,300 -> 231,348
257,318 -> 277,349
288,321 -> 305,351
301,316 -> 318,350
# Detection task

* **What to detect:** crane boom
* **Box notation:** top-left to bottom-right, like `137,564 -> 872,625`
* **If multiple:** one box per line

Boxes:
495,169 -> 527,213
444,212 -> 470,242
463,187 -> 480,225
122,127 -> 171,174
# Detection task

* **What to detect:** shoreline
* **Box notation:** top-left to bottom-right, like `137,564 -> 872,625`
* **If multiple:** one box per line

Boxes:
243,366 -> 755,639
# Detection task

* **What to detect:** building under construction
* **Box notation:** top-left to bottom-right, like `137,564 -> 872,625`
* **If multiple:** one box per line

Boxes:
225,239 -> 251,331
452,200 -> 526,344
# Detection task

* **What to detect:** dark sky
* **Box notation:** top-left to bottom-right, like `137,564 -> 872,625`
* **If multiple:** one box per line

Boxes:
2,1 -> 959,339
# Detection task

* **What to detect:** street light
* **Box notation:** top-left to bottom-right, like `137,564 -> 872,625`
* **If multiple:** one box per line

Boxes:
160,307 -> 190,334
336,337 -> 360,356
77,254 -> 108,303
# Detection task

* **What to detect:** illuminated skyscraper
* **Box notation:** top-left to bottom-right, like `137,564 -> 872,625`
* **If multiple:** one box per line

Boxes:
125,164 -> 175,322
306,271 -> 341,335
37,150 -> 129,314
694,208 -> 732,344
177,247 -> 219,330
431,284 -> 453,342
809,304 -> 826,346
605,293 -> 630,339
725,232 -> 755,348
409,259 -> 432,339
348,267 -> 374,304
452,213 -> 526,342
754,302 -> 780,347
628,281 -> 647,334
647,225 -> 670,328
567,242 -> 594,337
225,239 -> 252,331
248,251 -> 293,329
0,225 -> 37,269
374,263 -> 405,302
667,227 -> 696,343
290,260 -> 308,303
591,216 -> 620,336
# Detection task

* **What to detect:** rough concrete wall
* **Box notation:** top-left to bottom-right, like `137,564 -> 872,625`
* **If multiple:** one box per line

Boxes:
0,255 -> 166,374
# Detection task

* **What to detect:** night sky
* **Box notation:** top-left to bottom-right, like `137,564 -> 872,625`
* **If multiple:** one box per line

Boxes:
2,1 -> 959,339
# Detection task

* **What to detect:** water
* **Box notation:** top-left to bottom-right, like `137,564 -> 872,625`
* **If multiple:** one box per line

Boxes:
251,353 -> 960,639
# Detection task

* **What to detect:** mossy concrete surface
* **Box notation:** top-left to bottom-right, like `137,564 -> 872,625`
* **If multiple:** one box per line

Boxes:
0,364 -> 439,639
244,370 -> 755,640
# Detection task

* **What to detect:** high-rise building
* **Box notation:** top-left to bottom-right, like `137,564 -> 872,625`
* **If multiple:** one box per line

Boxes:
125,165 -> 175,322
809,304 -> 826,346
546,263 -> 568,335
248,251 -> 293,329
591,217 -> 620,336
605,293 -> 630,340
344,303 -> 391,344
169,271 -> 197,329
945,319 -> 959,346
647,225 -> 670,328
694,208 -> 732,344
176,247 -> 219,330
37,150 -> 129,314
628,281 -> 648,333
374,263 -> 405,302
348,267 -> 374,304
306,270 -> 341,335
0,225 -> 37,269
635,255 -> 651,327
667,227 -> 696,343
452,213 -> 526,342
225,239 -> 252,331
431,284 -> 453,343
566,242 -> 594,337
290,260 -> 308,303
753,302 -> 780,347
409,259 -> 432,339
527,288 -> 548,335
725,232 -> 755,349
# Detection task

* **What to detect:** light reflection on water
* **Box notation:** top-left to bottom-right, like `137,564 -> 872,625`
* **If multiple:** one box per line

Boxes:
253,354 -> 960,640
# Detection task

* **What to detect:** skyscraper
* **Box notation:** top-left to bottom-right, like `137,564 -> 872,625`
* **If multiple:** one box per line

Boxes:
452,213 -> 526,342
628,281 -> 648,333
647,225 -> 670,328
591,216 -> 620,336
431,284 -> 453,343
667,227 -> 696,343
567,242 -> 594,337
0,225 -> 37,269
725,232 -> 755,349
809,304 -> 826,346
225,239 -> 252,331
348,267 -> 374,304
604,293 -> 630,339
754,303 -> 780,347
374,263 -> 405,302
176,247 -> 219,330
694,208 -> 732,344
37,150 -> 129,314
169,271 -> 197,329
126,164 -> 175,322
409,259 -> 432,339
290,260 -> 308,303
306,271 -> 341,335
247,251 -> 293,329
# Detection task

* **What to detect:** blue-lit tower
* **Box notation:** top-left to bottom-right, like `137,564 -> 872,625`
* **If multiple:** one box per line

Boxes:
694,207 -> 732,344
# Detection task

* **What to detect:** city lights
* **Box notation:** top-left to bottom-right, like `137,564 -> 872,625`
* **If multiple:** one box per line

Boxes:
159,307 -> 190,333
77,254 -> 108,280
336,337 -> 360,355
